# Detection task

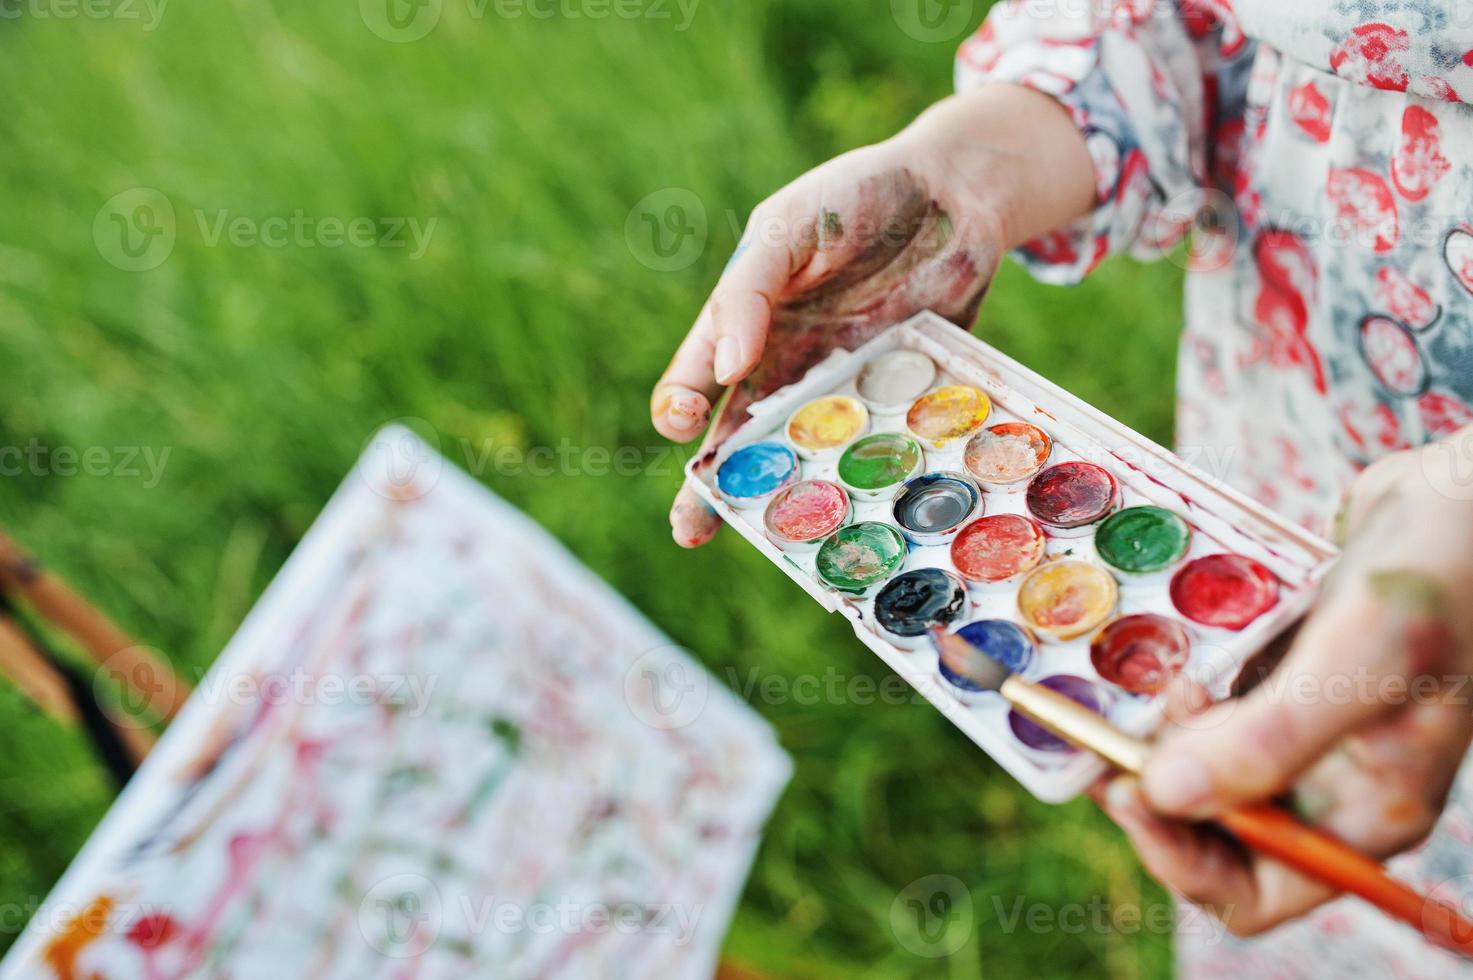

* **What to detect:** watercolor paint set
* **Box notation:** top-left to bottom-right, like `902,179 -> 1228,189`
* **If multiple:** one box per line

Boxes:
685,312 -> 1339,802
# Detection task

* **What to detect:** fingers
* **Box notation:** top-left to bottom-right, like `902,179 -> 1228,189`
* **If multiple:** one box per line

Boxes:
651,192 -> 816,440
669,481 -> 721,549
708,198 -> 816,386
1143,569 -> 1458,820
1333,452 -> 1414,545
1098,684 -> 1337,935
1290,695 -> 1473,857
651,304 -> 721,442
1101,777 -> 1252,915
1099,776 -> 1337,936
1143,602 -> 1391,819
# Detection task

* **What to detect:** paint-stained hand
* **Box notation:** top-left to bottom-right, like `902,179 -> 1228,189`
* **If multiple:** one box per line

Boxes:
650,85 -> 1096,548
1097,428 -> 1473,936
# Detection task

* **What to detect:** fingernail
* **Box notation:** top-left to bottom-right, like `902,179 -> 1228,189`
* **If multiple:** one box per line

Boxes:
714,336 -> 742,384
1105,776 -> 1145,819
670,496 -> 720,549
667,395 -> 706,431
1143,752 -> 1214,816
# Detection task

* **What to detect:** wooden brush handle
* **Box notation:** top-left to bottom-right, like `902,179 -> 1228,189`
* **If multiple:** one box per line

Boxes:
1000,675 -> 1152,772
0,614 -> 78,725
1218,804 -> 1473,955
1000,675 -> 1473,956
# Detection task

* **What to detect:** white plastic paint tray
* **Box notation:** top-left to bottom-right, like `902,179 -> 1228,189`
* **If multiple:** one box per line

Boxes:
686,311 -> 1338,802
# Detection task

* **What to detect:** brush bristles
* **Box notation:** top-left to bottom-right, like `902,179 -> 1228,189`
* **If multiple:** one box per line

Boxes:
929,628 -> 1012,692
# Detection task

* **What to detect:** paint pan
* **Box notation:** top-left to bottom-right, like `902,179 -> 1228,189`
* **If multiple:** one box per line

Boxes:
1017,559 -> 1119,642
949,514 -> 1046,590
873,568 -> 969,648
785,395 -> 870,460
905,385 -> 991,451
1025,461 -> 1121,537
1094,506 -> 1192,583
836,432 -> 925,501
716,442 -> 799,508
814,521 -> 908,596
890,472 -> 982,547
937,619 -> 1036,702
1008,675 -> 1107,753
1170,554 -> 1279,630
1089,614 -> 1191,695
763,479 -> 852,552
855,349 -> 938,414
963,421 -> 1052,489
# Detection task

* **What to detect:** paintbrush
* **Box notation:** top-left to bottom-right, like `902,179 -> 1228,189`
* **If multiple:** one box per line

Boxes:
931,628 -> 1473,956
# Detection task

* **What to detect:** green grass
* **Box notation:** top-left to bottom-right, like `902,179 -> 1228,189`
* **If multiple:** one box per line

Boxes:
0,0 -> 1185,975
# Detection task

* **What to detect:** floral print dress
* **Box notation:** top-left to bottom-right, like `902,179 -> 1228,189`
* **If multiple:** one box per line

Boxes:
957,2 -> 1473,976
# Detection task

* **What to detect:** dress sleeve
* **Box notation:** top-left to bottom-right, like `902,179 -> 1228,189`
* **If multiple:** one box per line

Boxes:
955,1 -> 1253,283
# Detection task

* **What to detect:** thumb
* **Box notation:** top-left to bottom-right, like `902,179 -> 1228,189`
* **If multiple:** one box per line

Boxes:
670,481 -> 721,549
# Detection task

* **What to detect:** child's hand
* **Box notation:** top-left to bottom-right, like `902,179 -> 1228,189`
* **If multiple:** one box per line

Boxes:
1098,427 -> 1473,935
650,85 -> 1094,547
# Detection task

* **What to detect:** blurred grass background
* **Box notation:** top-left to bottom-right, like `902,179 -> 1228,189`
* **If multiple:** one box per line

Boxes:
0,0 -> 1187,975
